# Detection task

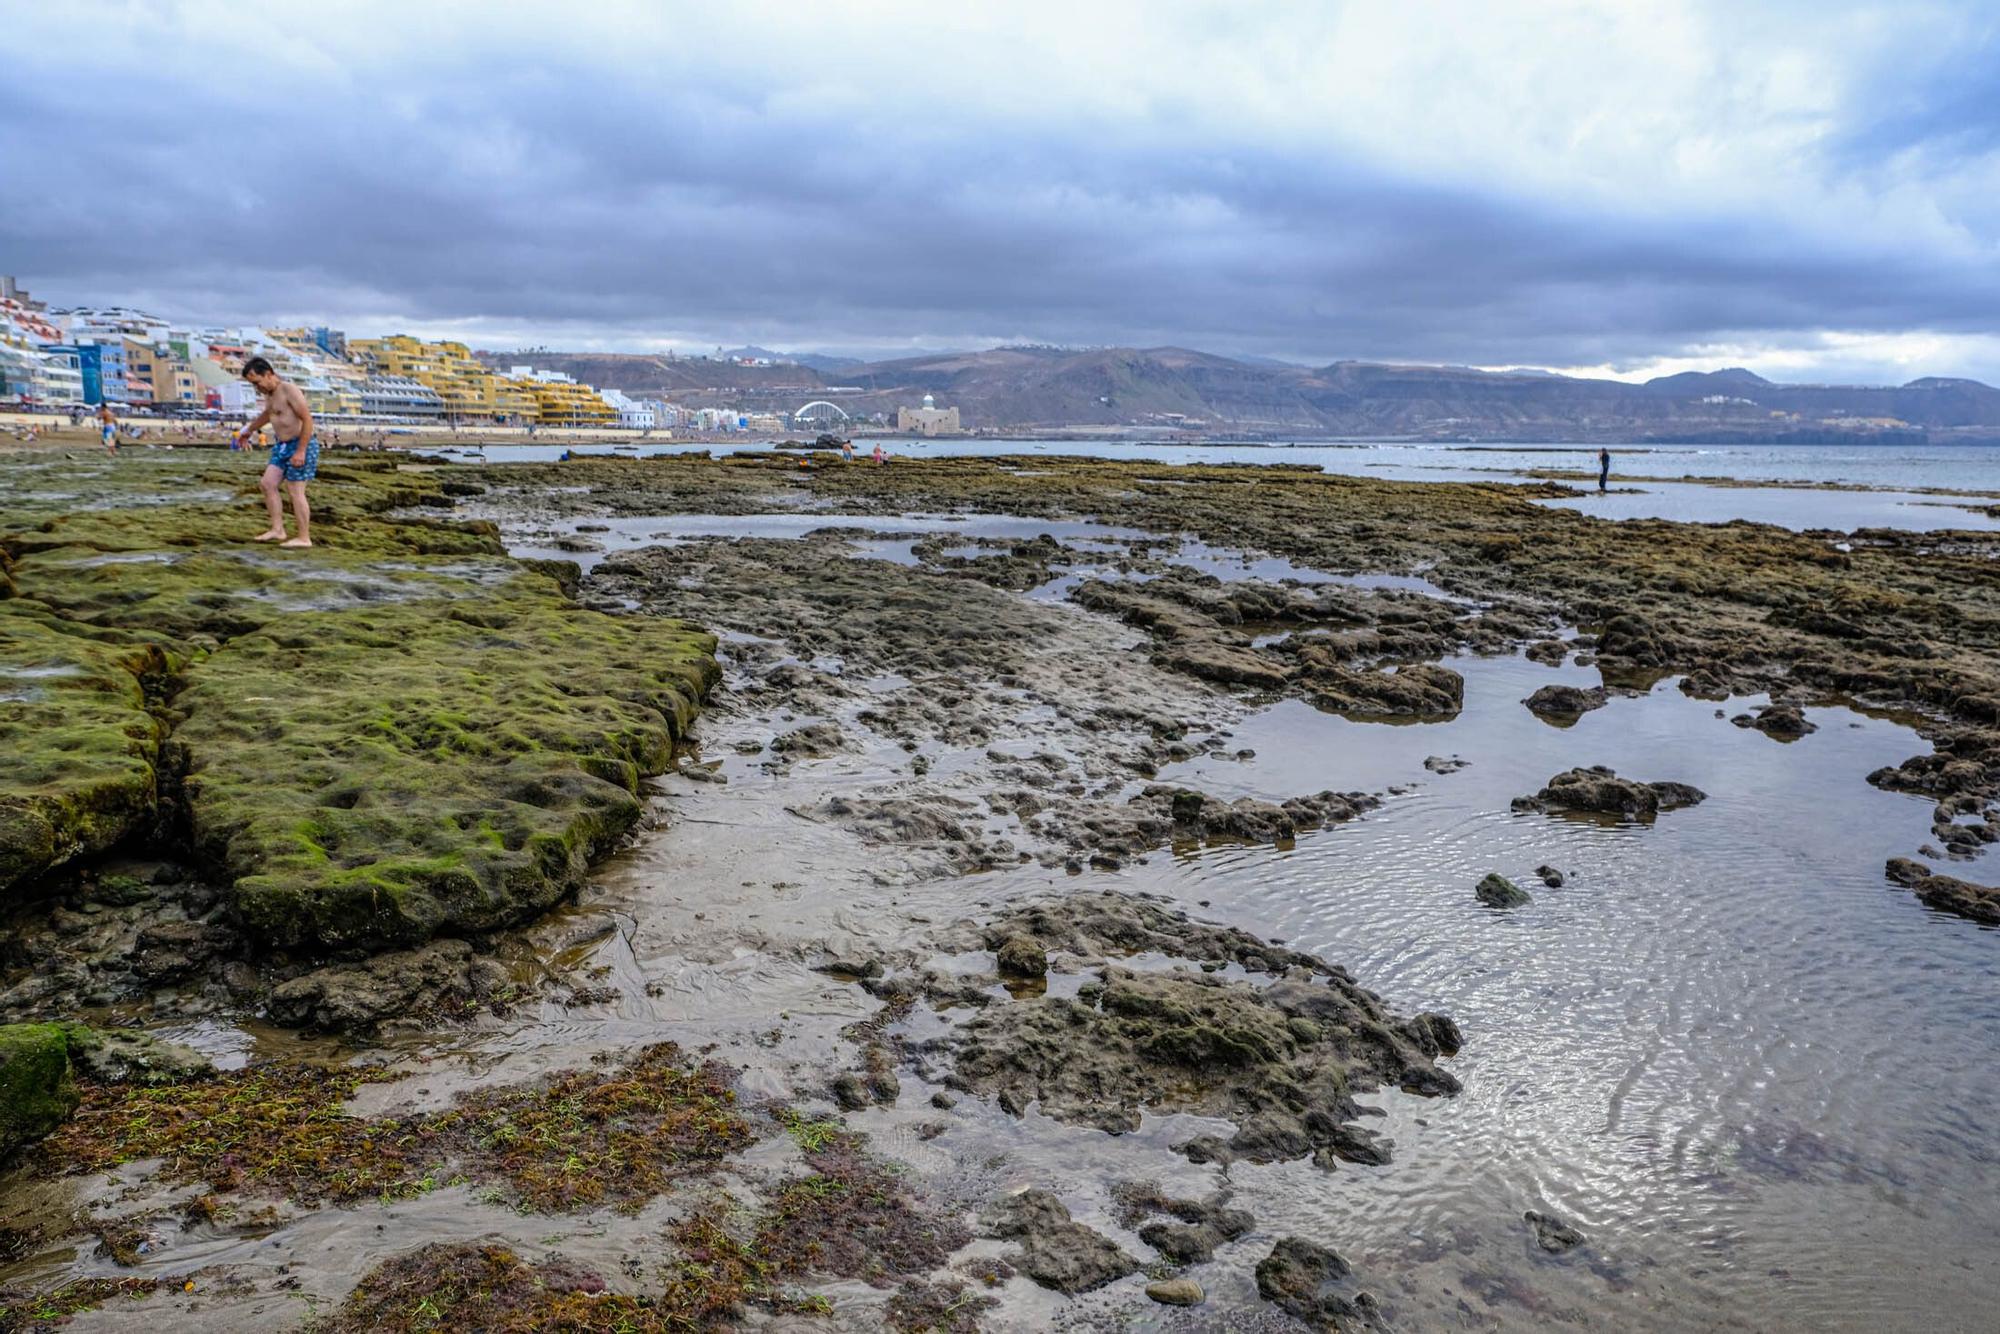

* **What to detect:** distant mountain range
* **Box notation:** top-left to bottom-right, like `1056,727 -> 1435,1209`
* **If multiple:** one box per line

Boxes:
478,345 -> 2000,441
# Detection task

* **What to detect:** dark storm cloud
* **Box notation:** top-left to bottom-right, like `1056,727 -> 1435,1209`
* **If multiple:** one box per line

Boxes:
5,2 -> 2000,377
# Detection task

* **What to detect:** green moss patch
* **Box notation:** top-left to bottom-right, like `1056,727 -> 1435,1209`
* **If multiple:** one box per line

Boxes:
0,603 -> 178,896
0,1023 -> 80,1158
0,451 -> 718,952
40,1042 -> 750,1212
174,574 -> 715,948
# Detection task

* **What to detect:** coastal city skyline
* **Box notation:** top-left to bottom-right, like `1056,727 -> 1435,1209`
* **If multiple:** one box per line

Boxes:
6,2 -> 2000,386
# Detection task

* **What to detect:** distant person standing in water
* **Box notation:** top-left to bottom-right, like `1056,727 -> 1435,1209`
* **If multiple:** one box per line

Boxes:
97,402 -> 118,455
1597,446 -> 1611,493
872,442 -> 886,465
233,356 -> 318,547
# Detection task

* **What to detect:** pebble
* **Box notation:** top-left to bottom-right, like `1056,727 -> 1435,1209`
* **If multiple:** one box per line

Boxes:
1145,1278 -> 1204,1305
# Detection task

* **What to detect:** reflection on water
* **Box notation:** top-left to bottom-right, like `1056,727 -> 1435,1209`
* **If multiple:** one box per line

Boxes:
1537,481 -> 2000,533
1141,651 -> 1999,1328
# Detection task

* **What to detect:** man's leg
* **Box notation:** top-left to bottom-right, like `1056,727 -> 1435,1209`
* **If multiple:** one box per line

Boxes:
255,465 -> 287,539
281,481 -> 312,547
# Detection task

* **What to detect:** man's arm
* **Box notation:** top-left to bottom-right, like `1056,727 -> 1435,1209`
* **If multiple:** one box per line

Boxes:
238,403 -> 272,440
289,386 -> 313,465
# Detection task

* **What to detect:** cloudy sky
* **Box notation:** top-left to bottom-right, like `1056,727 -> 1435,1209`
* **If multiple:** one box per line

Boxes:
5,0 -> 1999,382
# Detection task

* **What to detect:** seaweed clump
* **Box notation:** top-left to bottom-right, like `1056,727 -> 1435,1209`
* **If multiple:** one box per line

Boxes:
0,1276 -> 183,1333
316,1229 -> 770,1334
38,1042 -> 750,1212
752,1128 -> 970,1286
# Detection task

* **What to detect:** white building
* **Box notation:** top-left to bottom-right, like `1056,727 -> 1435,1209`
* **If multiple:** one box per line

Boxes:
215,381 -> 259,413
0,343 -> 84,404
897,392 -> 961,436
599,387 -> 657,430
55,306 -> 174,345
641,399 -> 684,428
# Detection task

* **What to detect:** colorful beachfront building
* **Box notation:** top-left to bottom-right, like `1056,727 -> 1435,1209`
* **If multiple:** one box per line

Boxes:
521,377 -> 619,427
120,339 -> 202,405
350,335 -> 544,423
39,340 -> 133,404
0,342 -> 85,405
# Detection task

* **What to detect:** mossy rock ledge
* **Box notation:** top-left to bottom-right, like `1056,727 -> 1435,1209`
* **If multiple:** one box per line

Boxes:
1,452 -> 719,952
0,1022 -> 80,1157
175,577 -> 717,948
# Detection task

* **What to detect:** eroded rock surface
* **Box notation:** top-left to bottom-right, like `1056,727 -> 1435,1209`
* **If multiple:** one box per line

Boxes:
918,893 -> 1460,1168
1885,857 -> 2000,925
1513,766 -> 1707,819
982,1189 -> 1136,1294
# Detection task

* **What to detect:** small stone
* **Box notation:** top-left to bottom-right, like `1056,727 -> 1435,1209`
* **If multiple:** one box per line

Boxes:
1145,1278 -> 1205,1306
1534,864 -> 1564,887
830,1073 -> 871,1110
1476,873 -> 1532,909
1525,1209 -> 1587,1253
930,1091 -> 958,1110
1523,684 -> 1609,718
996,935 -> 1048,979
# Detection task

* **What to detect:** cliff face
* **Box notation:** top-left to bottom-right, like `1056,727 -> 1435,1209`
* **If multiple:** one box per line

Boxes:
478,348 -> 2000,439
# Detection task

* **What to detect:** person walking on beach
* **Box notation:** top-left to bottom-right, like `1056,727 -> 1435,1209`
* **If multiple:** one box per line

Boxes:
233,356 -> 318,547
97,402 -> 117,455
872,442 -> 887,465
1597,446 -> 1611,493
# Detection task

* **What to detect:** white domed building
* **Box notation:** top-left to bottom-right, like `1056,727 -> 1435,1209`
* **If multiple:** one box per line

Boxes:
896,392 -> 961,436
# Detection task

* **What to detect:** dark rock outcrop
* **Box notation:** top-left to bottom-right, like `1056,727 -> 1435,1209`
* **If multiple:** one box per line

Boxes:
982,1189 -> 1137,1294
1523,684 -> 1609,719
1732,702 -> 1817,739
1885,857 -> 2000,925
1476,873 -> 1532,909
1512,766 -> 1707,819
1525,1209 -> 1587,1253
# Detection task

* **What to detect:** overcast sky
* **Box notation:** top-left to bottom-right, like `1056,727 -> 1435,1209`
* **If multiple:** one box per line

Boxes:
5,1 -> 1999,382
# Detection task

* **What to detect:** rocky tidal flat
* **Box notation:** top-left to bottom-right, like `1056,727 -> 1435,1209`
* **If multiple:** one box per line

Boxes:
2,446 -> 1998,1331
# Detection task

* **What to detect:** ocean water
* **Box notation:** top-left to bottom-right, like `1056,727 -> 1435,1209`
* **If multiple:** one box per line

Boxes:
429,437 -> 2000,533
426,437 -> 2000,491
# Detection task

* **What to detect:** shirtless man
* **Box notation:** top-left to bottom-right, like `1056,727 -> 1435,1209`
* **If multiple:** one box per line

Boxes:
97,402 -> 118,455
234,356 -> 318,547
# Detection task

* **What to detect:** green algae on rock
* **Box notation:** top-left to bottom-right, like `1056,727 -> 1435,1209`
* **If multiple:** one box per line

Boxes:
0,601 -> 179,896
0,450 -> 718,953
0,1022 -> 80,1158
174,572 -> 716,948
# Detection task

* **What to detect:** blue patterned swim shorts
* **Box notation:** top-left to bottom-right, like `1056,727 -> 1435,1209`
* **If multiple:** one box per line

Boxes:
269,436 -> 320,482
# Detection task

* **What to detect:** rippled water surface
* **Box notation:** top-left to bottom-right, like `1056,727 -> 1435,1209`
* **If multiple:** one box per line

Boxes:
1141,652 -> 2000,1329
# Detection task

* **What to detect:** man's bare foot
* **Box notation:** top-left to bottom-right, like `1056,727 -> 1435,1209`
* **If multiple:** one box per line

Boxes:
280,537 -> 313,548
251,530 -> 287,542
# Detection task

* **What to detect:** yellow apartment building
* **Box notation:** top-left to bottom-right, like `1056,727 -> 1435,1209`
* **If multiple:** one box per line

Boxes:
525,379 -> 618,426
349,335 -> 540,422
122,339 -> 201,405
